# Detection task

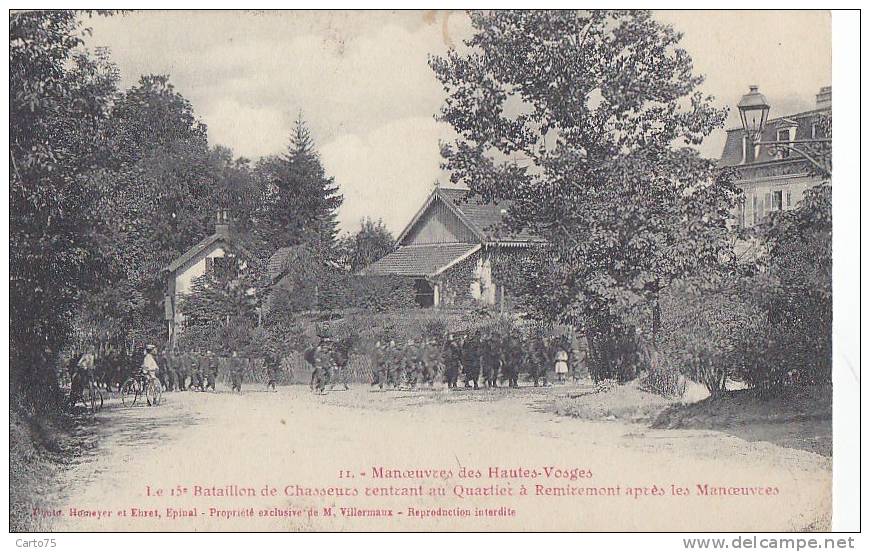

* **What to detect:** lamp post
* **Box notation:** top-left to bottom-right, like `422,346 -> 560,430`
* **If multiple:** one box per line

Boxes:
737,85 -> 832,177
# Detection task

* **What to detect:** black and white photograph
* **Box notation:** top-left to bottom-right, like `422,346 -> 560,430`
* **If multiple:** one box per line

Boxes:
6,7 -> 860,537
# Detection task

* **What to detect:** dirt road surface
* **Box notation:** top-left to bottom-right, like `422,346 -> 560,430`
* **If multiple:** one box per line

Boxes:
46,384 -> 831,532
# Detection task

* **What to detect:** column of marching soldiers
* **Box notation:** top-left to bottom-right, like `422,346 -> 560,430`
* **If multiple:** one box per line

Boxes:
69,323 -> 584,397
307,324 -> 583,394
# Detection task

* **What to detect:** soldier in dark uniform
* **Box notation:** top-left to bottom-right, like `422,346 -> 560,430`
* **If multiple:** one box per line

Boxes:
420,337 -> 441,387
156,348 -> 170,391
501,330 -> 521,388
402,338 -> 421,388
192,351 -> 208,391
461,331 -> 481,389
480,327 -> 500,388
229,350 -> 244,392
175,350 -> 189,391
305,337 -> 329,394
443,333 -> 462,389
264,351 -> 279,391
205,350 -> 217,391
329,337 -> 352,391
527,327 -> 551,387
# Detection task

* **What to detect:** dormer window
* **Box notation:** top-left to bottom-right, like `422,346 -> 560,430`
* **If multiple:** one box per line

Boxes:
776,128 -> 791,158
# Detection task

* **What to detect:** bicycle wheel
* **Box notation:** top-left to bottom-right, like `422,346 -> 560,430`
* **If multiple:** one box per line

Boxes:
79,387 -> 93,412
146,380 -> 162,406
121,378 -> 139,407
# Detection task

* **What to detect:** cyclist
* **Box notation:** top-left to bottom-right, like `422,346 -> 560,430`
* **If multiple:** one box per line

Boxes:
141,344 -> 160,386
77,346 -> 97,384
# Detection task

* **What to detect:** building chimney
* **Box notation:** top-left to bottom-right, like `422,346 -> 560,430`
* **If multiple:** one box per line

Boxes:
215,209 -> 231,237
816,86 -> 831,109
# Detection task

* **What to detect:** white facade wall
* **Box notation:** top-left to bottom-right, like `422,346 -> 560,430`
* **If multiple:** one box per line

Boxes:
736,173 -> 826,228
174,246 -> 226,296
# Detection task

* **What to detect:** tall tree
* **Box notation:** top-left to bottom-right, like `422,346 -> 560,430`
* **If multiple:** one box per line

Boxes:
259,116 -> 343,253
94,77 -> 265,343
338,217 -> 396,273
430,10 -> 737,380
10,10 -> 119,409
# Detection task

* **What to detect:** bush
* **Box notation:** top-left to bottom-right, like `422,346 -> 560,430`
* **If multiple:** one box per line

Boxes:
659,280 -> 761,397
319,274 -> 418,312
640,348 -> 687,398
736,321 -> 828,395
586,325 -> 649,383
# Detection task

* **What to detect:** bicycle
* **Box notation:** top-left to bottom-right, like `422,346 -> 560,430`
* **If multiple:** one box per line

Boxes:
70,371 -> 104,413
121,372 -> 163,407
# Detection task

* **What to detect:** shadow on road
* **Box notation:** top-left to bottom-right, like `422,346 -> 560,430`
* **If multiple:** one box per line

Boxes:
651,386 -> 832,457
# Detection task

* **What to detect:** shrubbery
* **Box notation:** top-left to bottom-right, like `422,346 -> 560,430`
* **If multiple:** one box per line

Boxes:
640,348 -> 687,398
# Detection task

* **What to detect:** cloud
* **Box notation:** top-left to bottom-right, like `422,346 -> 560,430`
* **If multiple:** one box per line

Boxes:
84,10 -> 831,233
320,116 -> 455,235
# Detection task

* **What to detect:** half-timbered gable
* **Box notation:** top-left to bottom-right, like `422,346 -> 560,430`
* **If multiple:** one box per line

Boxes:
361,187 -> 542,309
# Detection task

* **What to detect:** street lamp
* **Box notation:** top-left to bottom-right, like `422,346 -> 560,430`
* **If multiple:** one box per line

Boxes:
737,85 -> 770,143
737,85 -> 831,177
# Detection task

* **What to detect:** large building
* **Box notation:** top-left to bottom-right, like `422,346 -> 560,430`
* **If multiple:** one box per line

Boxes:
361,186 -> 543,309
719,86 -> 831,227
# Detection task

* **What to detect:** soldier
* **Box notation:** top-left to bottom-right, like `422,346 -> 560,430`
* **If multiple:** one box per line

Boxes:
443,333 -> 462,389
527,328 -> 551,387
193,351 -> 209,391
371,339 -> 386,389
402,338 -> 421,388
264,351 -> 279,392
419,337 -> 441,387
329,337 -> 352,391
205,350 -> 218,391
480,327 -> 500,389
501,331 -> 521,389
461,331 -> 481,389
156,348 -> 170,391
305,338 -> 327,394
175,350 -> 189,391
229,350 -> 244,392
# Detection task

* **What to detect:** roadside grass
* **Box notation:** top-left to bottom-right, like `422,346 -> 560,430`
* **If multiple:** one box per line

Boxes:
653,385 -> 832,457
9,408 -> 96,532
549,380 -> 832,457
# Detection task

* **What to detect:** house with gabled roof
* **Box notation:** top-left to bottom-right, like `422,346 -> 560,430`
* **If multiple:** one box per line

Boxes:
360,186 -> 543,309
163,210 -> 253,346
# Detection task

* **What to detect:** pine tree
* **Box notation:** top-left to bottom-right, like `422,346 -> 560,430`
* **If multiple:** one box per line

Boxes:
260,115 -> 343,252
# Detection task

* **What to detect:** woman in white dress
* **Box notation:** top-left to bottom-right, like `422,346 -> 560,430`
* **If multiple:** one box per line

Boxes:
554,344 -> 569,383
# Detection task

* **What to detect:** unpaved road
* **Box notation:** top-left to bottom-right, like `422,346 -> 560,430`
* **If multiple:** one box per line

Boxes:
44,384 -> 831,532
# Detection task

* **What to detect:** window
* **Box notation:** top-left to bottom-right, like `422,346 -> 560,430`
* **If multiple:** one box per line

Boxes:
786,190 -> 792,208
776,129 -> 791,158
772,190 -> 783,211
811,124 -> 819,139
752,195 -> 759,225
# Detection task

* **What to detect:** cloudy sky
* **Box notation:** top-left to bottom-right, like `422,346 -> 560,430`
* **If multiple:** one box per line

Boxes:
84,10 -> 831,235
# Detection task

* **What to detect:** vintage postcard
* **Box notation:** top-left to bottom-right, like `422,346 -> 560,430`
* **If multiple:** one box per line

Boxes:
8,9 -> 849,534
